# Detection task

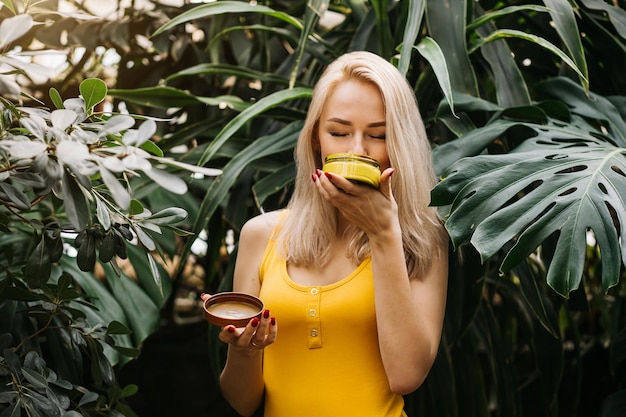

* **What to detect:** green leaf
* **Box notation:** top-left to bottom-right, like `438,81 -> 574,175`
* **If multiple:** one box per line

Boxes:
426,0 -> 478,95
99,232 -> 116,263
0,182 -> 30,211
120,384 -> 139,398
0,0 -> 17,14
112,345 -> 140,358
288,0 -> 329,89
580,0 -> 626,40
61,170 -> 90,231
146,207 -> 188,225
435,140 -> 626,296
129,199 -> 144,216
146,253 -> 162,297
537,77 -> 626,146
414,37 -> 456,117
139,140 -> 163,157
182,121 -> 302,268
542,0 -> 589,93
432,118 -> 511,177
49,87 -> 64,109
106,320 -> 132,336
397,0 -> 425,75
370,0 -> 394,59
198,87 -> 312,165
21,368 -> 48,390
108,86 -> 200,109
165,63 -> 290,86
24,238 -> 51,288
471,3 -> 532,107
79,78 -> 107,112
99,262 -> 160,345
76,232 -> 97,271
252,162 -> 296,205
471,29 -> 588,89
151,1 -> 302,37
125,245 -> 170,308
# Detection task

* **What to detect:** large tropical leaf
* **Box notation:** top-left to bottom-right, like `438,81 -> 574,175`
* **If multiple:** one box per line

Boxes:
432,77 -> 626,297
150,1 -> 303,37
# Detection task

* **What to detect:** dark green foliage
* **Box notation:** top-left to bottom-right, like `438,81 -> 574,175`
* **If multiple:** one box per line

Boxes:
3,0 -> 626,416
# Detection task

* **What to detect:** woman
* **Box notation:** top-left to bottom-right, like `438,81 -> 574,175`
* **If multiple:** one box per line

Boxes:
202,50 -> 448,417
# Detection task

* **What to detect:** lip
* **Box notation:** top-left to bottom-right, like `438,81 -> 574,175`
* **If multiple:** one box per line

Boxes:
203,292 -> 265,327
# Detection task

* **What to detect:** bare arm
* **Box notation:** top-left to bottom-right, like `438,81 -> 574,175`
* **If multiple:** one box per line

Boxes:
212,212 -> 280,416
370,225 -> 448,394
316,168 -> 448,394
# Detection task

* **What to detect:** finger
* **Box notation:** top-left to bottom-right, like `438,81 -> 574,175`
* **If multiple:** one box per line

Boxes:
319,171 -> 358,197
379,167 -> 395,199
250,311 -> 271,346
217,325 -> 240,344
265,316 -> 278,344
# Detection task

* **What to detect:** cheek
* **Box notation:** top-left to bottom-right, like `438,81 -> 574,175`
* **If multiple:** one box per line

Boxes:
372,144 -> 390,170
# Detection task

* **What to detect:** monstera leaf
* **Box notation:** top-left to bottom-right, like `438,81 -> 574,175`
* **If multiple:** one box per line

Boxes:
432,77 -> 626,297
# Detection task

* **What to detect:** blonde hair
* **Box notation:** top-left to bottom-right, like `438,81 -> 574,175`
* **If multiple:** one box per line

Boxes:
277,51 -> 445,279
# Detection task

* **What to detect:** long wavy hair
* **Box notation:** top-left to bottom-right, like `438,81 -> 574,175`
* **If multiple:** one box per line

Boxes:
276,51 -> 445,279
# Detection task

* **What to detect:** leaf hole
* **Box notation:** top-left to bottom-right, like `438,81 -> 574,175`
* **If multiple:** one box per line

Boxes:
529,201 -> 557,226
598,182 -> 608,195
605,202 -> 620,238
558,187 -> 577,197
611,166 -> 626,177
545,154 -> 568,160
498,180 -> 543,211
554,165 -> 587,174
462,190 -> 476,201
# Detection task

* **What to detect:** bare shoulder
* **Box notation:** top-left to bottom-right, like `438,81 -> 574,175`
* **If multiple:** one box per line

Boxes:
233,210 -> 284,293
239,210 -> 284,243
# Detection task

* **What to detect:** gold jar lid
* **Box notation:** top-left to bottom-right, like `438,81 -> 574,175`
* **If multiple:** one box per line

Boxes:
322,153 -> 381,188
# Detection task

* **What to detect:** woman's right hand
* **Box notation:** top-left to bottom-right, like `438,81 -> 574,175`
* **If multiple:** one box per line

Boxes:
201,293 -> 277,355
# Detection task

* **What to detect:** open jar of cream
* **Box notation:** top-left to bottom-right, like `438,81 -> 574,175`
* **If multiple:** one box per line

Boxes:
203,292 -> 264,327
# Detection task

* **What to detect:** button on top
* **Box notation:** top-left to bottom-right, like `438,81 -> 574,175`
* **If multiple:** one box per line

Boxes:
310,287 -> 319,295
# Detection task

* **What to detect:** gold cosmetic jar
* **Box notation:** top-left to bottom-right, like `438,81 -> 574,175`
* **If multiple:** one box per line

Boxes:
322,153 -> 381,188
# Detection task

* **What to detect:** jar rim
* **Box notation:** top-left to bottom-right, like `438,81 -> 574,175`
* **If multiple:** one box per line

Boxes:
324,153 -> 380,167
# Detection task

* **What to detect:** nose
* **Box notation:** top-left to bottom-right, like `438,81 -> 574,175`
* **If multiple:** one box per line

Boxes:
348,133 -> 366,155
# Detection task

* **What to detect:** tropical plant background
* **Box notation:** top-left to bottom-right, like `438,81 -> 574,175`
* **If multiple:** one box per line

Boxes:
1,0 -> 626,416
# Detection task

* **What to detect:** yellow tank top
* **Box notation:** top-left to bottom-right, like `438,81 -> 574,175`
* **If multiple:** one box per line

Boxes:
258,218 -> 406,417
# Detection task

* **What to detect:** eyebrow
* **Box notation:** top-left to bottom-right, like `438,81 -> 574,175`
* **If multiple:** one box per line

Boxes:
326,118 -> 386,127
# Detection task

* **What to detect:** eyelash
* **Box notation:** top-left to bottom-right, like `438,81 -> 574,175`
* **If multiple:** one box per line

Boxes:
329,132 -> 386,139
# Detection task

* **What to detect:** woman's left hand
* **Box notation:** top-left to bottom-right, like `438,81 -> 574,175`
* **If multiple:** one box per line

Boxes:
313,167 -> 398,237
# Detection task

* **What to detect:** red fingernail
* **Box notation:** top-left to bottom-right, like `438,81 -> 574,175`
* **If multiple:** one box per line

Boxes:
312,174 -> 317,182
263,309 -> 270,319
227,326 -> 235,333
324,172 -> 332,179
271,317 -> 276,326
251,318 -> 259,327
316,169 -> 323,177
